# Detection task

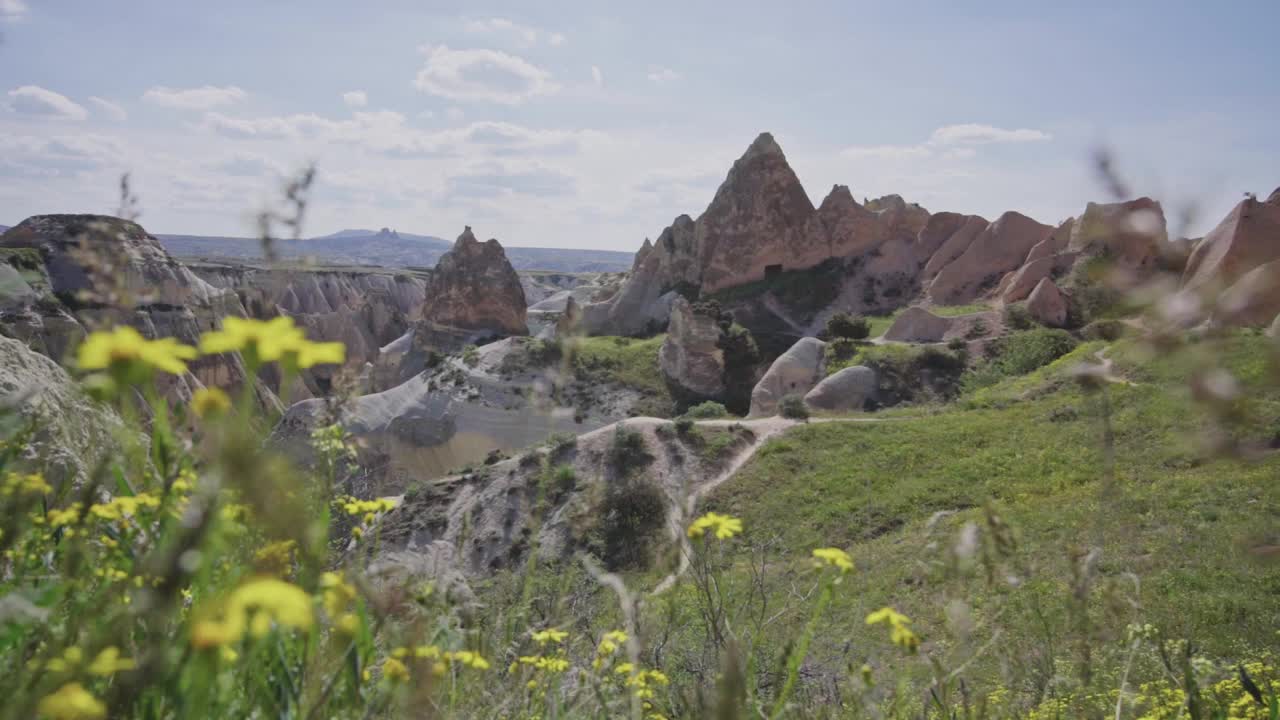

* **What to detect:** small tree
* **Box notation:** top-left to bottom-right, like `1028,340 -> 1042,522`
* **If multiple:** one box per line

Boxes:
825,312 -> 870,340
779,394 -> 810,421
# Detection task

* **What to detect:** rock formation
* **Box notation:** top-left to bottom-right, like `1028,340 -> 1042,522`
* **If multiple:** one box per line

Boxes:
658,297 -> 726,399
748,337 -> 827,416
882,307 -> 1002,343
1183,191 -> 1280,293
1026,278 -> 1069,327
0,335 -> 123,488
0,215 -> 265,405
396,228 -> 528,380
804,365 -> 876,412
927,212 -> 1054,304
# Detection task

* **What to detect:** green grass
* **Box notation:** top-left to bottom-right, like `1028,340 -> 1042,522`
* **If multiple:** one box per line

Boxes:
571,335 -> 668,396
682,332 -> 1280,706
866,303 -> 991,337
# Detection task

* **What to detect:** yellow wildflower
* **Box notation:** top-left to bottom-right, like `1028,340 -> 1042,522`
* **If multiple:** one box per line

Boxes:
78,326 -> 196,376
47,504 -> 83,528
383,657 -> 410,682
190,577 -> 314,648
531,628 -> 568,645
253,539 -> 297,574
199,316 -> 304,362
290,340 -> 346,369
865,607 -> 920,652
46,646 -> 85,673
812,547 -> 854,573
87,646 -> 136,676
2,471 -> 51,496
597,629 -> 628,655
447,650 -> 491,670
687,511 -> 742,540
191,387 -> 231,418
37,683 -> 106,720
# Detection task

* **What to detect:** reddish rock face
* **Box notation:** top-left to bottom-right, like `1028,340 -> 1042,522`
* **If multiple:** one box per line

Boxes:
695,133 -> 819,294
1069,198 -> 1168,276
1026,278 -> 1068,328
1182,194 -> 1280,292
927,211 -> 1054,305
423,227 -> 528,337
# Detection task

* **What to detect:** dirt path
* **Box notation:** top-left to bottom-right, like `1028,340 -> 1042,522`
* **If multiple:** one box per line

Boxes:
651,414 -> 889,595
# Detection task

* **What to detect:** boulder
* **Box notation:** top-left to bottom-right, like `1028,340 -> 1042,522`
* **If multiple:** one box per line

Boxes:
658,297 -> 726,399
882,306 -> 1002,343
748,337 -> 826,416
1268,313 -> 1280,339
803,365 -> 876,412
927,211 -> 1054,304
0,336 -> 123,488
1026,278 -> 1068,327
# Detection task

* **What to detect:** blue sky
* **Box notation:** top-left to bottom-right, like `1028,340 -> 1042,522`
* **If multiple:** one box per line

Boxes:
1,0 -> 1276,249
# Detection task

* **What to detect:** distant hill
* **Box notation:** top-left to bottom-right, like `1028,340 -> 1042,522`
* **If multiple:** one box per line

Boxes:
0,225 -> 9,234
158,227 -> 633,272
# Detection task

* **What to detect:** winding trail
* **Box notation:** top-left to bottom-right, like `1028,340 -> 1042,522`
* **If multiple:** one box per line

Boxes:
651,415 -> 892,595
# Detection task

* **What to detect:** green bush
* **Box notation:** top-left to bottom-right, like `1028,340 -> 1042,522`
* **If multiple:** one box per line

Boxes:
779,394 -> 810,420
606,423 -> 651,473
994,328 -> 1078,375
684,401 -> 728,419
596,477 -> 666,570
824,312 -> 870,340
550,463 -> 576,495
674,417 -> 696,434
1003,301 -> 1035,330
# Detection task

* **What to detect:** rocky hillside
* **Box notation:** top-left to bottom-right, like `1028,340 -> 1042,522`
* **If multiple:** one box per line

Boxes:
0,215 -> 272,407
579,133 -> 1181,352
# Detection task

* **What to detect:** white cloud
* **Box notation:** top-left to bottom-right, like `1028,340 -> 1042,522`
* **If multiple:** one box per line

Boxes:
591,66 -> 604,87
446,107 -> 465,121
841,123 -> 1051,161
88,96 -> 128,121
143,85 -> 247,110
464,17 -> 564,48
6,86 -> 88,120
0,133 -> 124,178
0,0 -> 27,22
342,90 -> 368,108
928,123 -> 1052,146
647,66 -> 681,84
414,45 -> 558,104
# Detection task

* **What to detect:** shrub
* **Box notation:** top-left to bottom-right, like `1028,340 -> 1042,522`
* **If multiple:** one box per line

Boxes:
1082,318 -> 1126,341
461,344 -> 480,367
779,394 -> 810,420
597,477 -> 666,570
994,328 -> 1078,376
1003,302 -> 1035,330
684,401 -> 728,419
546,431 -> 577,453
674,417 -> 696,434
550,463 -> 576,495
824,312 -> 870,340
718,322 -> 761,416
607,423 -> 651,473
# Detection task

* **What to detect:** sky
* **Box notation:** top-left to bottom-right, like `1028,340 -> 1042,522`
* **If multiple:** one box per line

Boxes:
0,0 -> 1277,250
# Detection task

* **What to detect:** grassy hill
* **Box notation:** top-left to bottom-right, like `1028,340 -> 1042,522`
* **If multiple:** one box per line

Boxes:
481,330 -> 1280,717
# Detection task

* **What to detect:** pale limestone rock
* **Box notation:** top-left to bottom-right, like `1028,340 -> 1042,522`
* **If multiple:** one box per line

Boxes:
1026,278 -> 1068,327
658,297 -> 725,399
804,365 -> 876,412
927,211 -> 1053,305
749,337 -> 826,416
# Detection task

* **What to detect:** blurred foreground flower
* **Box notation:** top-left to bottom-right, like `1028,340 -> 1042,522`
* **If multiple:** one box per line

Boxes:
78,326 -> 197,376
687,511 -> 742,539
